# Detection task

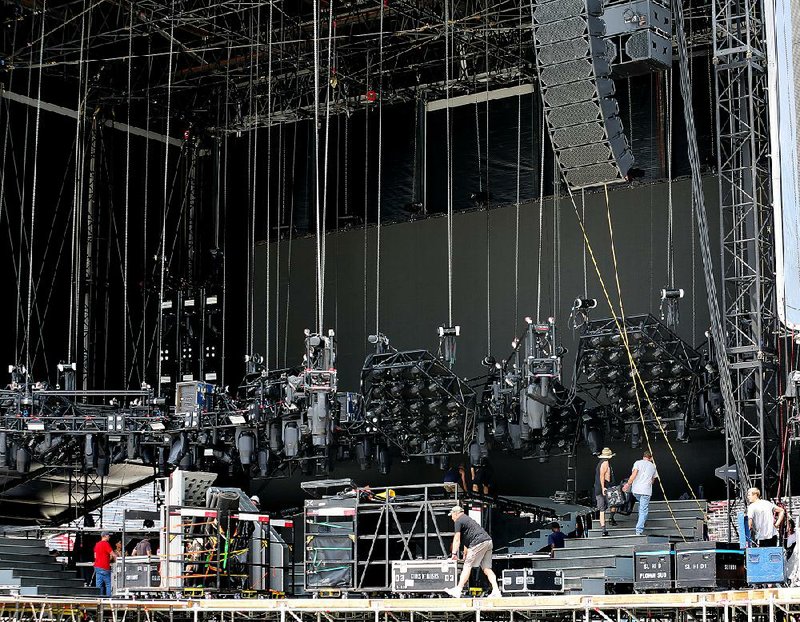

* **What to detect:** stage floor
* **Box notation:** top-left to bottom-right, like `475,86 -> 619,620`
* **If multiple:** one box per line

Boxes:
1,588 -> 799,621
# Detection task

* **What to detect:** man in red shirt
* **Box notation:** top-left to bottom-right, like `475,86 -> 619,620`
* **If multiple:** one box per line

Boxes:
93,532 -> 116,596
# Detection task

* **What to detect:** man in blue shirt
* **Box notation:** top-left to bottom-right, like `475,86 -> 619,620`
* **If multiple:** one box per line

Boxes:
547,522 -> 565,552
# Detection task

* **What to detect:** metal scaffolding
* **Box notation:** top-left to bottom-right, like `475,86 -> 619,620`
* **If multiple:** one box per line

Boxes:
713,0 -> 779,495
0,588 -> 799,622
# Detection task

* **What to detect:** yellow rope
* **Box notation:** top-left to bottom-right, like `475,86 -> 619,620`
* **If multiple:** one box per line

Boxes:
566,185 -> 706,540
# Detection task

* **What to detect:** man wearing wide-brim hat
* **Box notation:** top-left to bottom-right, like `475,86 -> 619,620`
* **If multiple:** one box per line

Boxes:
594,447 -> 617,537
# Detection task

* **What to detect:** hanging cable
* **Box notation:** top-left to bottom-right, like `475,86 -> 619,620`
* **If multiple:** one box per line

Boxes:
444,0 -> 453,326
666,67 -> 674,288
221,42 -> 231,386
320,0 -> 334,336
312,0 -> 323,335
376,0 -> 384,336
513,96 -> 521,324
265,0 -> 273,373
581,189 -> 587,298
536,105 -> 546,322
363,52 -> 370,356
137,36 -> 152,386
156,5 -> 175,397
283,123 -> 298,367
122,2 -> 133,386
247,5 -> 261,354
513,0 -> 522,325
25,0 -> 48,376
484,0 -> 491,355
67,0 -> 87,367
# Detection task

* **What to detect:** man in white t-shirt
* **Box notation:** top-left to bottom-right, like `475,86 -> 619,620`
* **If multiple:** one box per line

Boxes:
622,450 -> 659,535
747,487 -> 785,547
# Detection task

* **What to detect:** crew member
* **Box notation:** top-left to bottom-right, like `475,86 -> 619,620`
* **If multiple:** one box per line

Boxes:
622,450 -> 659,535
471,458 -> 495,496
443,464 -> 465,491
444,506 -> 502,598
594,447 -> 617,536
250,495 -> 261,510
93,532 -> 116,597
547,522 -> 565,552
132,537 -> 152,556
747,487 -> 785,547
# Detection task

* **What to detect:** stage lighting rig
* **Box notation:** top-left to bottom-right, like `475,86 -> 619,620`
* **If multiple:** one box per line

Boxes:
477,316 -> 580,459
0,375 -> 169,475
229,329 -> 341,477
360,343 -> 477,461
576,313 -> 705,443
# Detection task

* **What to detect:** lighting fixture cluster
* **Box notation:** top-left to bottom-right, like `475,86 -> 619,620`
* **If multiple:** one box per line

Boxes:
360,350 -> 477,460
577,314 -> 703,443
477,317 -> 581,462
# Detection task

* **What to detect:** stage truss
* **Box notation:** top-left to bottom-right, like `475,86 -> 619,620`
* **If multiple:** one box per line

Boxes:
0,589 -> 798,622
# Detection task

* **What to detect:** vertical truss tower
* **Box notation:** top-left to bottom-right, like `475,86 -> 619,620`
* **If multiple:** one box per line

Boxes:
713,0 -> 779,494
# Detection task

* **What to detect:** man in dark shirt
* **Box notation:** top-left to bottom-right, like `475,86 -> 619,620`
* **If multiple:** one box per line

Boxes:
547,522 -> 566,552
444,505 -> 502,598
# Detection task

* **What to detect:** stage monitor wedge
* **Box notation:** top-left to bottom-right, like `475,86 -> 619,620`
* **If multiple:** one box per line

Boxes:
532,0 -> 634,189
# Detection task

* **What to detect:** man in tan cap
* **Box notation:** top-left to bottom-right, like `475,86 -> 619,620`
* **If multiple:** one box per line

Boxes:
444,505 -> 502,598
594,447 -> 617,537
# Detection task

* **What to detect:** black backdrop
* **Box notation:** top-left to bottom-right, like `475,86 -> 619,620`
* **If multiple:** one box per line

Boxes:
250,177 -> 736,507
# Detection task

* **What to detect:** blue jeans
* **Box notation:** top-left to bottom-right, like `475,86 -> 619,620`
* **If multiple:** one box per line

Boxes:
95,567 -> 112,597
634,493 -> 650,534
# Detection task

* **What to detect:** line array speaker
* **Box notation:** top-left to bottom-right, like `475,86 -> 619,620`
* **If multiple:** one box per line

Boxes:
532,0 -> 634,189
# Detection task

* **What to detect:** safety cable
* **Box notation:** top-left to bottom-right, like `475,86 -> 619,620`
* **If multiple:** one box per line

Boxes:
362,51 -> 370,359
122,3 -> 133,387
265,0 -> 273,373
320,0 -> 334,337
513,0 -> 522,325
536,106 -> 545,322
275,121 -> 283,371
313,0 -> 323,335
666,67 -> 674,288
283,123 -> 297,367
581,189 -> 587,298
276,120 -> 285,368
484,1 -> 491,355
156,5 -> 175,397
25,0 -> 48,378
67,0 -> 86,367
444,0 -> 453,326
221,43 -> 231,385
376,0 -> 384,336
513,92 -> 521,325
139,34 -> 152,387
247,6 -> 260,355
